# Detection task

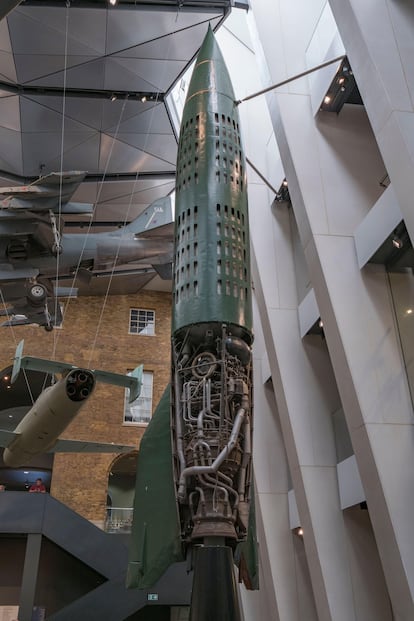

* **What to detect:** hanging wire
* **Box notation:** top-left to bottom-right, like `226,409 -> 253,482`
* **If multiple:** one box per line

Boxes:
51,0 -> 71,362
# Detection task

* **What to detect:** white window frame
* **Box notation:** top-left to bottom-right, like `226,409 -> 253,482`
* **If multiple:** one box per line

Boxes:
129,308 -> 155,335
124,370 -> 153,425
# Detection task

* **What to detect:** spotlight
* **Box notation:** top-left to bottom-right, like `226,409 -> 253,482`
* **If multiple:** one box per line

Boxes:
110,93 -> 117,102
109,0 -> 117,5
298,527 -> 304,536
282,179 -> 288,187
318,319 -> 323,329
324,95 -> 331,104
338,77 -> 345,85
140,95 -> 147,103
392,235 -> 403,249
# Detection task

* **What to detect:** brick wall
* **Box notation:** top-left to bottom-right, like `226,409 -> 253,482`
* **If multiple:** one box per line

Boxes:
0,290 -> 171,522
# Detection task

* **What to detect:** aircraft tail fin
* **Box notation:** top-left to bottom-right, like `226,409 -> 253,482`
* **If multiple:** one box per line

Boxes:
93,364 -> 143,403
11,340 -> 25,384
0,429 -> 19,449
124,196 -> 173,237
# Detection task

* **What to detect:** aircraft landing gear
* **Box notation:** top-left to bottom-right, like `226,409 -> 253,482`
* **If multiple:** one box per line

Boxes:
49,210 -> 62,255
27,283 -> 47,305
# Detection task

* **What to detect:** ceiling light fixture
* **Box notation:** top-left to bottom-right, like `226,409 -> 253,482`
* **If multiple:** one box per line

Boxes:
141,95 -> 147,103
324,95 -> 331,104
109,0 -> 117,5
110,93 -> 117,102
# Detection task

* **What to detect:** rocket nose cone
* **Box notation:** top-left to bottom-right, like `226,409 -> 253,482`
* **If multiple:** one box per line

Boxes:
185,24 -> 235,102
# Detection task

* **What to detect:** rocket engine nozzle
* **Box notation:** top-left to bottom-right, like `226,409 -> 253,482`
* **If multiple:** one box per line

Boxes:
65,369 -> 95,402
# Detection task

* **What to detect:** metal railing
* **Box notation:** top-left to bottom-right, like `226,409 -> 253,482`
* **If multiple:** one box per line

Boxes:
104,507 -> 134,533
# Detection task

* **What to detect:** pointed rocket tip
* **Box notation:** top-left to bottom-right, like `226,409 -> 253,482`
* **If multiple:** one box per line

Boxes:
195,22 -> 222,64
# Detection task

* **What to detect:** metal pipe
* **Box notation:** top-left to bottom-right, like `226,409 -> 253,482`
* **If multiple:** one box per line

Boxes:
178,400 -> 247,501
236,55 -> 346,104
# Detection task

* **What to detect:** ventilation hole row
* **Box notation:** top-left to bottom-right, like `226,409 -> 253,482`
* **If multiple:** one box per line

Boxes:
217,280 -> 248,300
177,206 -> 198,226
175,281 -> 199,303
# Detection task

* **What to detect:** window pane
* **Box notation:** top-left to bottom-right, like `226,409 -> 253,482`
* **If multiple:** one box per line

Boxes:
129,309 -> 155,335
124,371 -> 153,424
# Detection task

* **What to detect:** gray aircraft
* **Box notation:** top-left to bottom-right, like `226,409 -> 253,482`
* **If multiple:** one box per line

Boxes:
0,171 -> 174,329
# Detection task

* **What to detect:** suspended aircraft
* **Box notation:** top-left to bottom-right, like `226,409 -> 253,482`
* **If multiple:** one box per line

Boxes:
0,171 -> 174,329
0,340 -> 142,467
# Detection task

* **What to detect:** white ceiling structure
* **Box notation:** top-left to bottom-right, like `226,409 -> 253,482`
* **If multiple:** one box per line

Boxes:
0,0 -> 245,294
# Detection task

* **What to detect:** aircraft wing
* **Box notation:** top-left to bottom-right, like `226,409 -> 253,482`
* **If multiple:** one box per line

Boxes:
0,429 -> 19,448
11,341 -> 142,402
1,297 -> 62,331
49,438 -> 136,454
0,171 -> 89,213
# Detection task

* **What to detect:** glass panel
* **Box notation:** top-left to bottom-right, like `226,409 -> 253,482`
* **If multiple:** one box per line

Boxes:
129,309 -> 155,335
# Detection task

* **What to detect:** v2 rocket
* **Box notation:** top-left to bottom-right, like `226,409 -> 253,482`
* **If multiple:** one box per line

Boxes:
128,26 -> 257,618
172,26 -> 254,618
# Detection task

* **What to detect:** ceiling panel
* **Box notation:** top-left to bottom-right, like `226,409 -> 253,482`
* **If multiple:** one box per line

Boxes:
112,133 -> 178,164
0,19 -> 16,83
105,56 -> 186,91
0,126 -> 22,173
14,54 -> 100,85
22,131 -> 100,176
20,96 -> 98,133
27,95 -> 106,131
0,94 -> 20,131
98,133 -> 173,173
9,6 -> 107,56
105,8 -> 221,55
105,102 -> 173,134
24,57 -> 107,89
115,18 -> 221,61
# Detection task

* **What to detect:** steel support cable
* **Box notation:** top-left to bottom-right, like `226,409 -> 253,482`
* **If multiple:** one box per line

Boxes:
51,0 -> 70,360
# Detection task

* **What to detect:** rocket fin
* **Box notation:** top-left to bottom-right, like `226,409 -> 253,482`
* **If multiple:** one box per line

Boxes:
127,385 -> 183,589
234,477 -> 260,590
